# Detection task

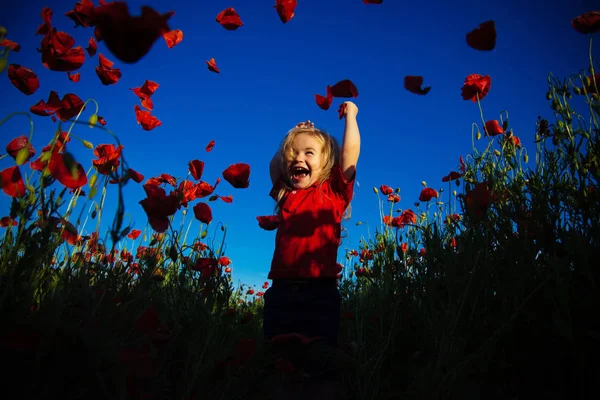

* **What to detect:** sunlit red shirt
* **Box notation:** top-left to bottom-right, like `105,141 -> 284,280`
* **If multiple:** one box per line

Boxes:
268,165 -> 354,279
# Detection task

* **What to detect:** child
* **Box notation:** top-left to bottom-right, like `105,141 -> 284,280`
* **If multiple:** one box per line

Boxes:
263,101 -> 360,399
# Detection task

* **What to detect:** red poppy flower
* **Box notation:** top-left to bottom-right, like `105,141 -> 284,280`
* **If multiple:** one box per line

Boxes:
65,0 -> 96,28
134,105 -> 162,131
139,184 -> 180,232
188,160 -> 204,180
507,135 -> 522,148
194,180 -> 218,198
0,217 -> 18,227
466,20 -> 496,51
39,29 -> 86,72
387,193 -> 400,203
95,53 -> 122,85
461,74 -> 491,102
571,11 -> 600,34
363,0 -> 383,3
87,37 -> 97,56
337,103 -> 347,119
59,219 -> 81,245
0,39 -> 21,52
484,120 -> 504,136
91,3 -> 173,63
128,168 -> 144,183
48,152 -> 88,189
256,215 -> 281,231
192,257 -> 218,276
216,8 -> 243,30
330,79 -> 359,98
222,163 -> 250,188
379,184 -> 393,195
206,58 -> 220,73
7,65 -> 40,95
162,29 -> 183,48
404,76 -> 431,95
92,143 -> 123,175
66,72 -> 80,82
419,188 -> 438,202
6,136 -> 36,164
0,166 -> 26,197
315,85 -> 333,110
459,182 -> 492,221
442,171 -> 463,182
56,93 -> 85,121
274,0 -> 297,24
127,229 -> 142,239
206,139 -> 215,152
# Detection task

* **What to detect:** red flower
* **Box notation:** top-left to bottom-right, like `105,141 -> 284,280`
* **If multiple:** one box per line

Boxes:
48,152 -> 88,189
134,105 -> 162,131
127,168 -> 144,183
330,79 -> 359,98
65,0 -> 96,28
484,120 -> 504,136
6,136 -> 36,164
127,229 -> 142,239
91,3 -> 173,63
315,85 -> 333,110
571,11 -> 600,34
206,58 -> 220,73
274,0 -> 297,24
38,17 -> 86,72
7,65 -> 40,95
92,143 -> 123,174
404,76 -> 431,95
0,217 -> 18,227
192,257 -> 218,278
29,90 -> 62,117
95,53 -> 122,85
256,215 -> 281,231
162,29 -> 183,48
86,37 -> 97,56
0,166 -> 26,197
387,194 -> 400,203
222,163 -> 250,188
216,8 -> 243,30
67,72 -> 80,82
188,160 -> 204,180
0,39 -> 20,52
459,182 -> 492,221
193,202 -> 212,224
57,93 -> 85,121
466,20 -> 496,51
461,74 -> 491,102
206,139 -> 215,152
419,188 -> 438,202
379,184 -> 393,195
442,171 -> 463,182
139,184 -> 180,232
218,256 -> 232,266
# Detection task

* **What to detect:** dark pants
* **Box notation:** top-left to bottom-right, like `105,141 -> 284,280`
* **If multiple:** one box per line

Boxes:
263,279 -> 341,382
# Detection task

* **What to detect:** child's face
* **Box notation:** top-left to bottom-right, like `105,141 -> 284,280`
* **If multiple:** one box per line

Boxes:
286,133 -> 324,189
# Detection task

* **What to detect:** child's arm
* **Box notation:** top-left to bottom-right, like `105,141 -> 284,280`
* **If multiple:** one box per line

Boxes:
340,101 -> 360,182
269,148 -> 282,185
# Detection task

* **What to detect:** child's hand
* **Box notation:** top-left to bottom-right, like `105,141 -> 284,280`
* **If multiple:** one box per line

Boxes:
340,101 -> 358,119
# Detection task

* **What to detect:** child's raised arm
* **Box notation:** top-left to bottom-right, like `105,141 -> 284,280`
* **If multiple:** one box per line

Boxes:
340,101 -> 360,182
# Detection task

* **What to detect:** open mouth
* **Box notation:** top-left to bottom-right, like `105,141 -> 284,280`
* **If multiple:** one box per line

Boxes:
290,166 -> 309,181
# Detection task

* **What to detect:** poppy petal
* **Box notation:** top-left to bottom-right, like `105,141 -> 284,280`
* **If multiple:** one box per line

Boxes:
134,105 -> 162,131
86,37 -> 97,56
216,7 -> 243,30
189,160 -> 205,180
571,11 -> 600,34
466,20 -> 496,51
274,0 -> 297,24
330,79 -> 359,98
315,85 -> 333,110
0,39 -> 21,52
222,163 -> 250,189
7,65 -> 40,95
67,72 -> 81,82
206,140 -> 215,152
404,76 -> 431,95
162,29 -> 183,48
206,58 -> 220,73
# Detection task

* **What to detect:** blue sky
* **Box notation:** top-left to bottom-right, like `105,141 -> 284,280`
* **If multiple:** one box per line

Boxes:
0,0 -> 597,290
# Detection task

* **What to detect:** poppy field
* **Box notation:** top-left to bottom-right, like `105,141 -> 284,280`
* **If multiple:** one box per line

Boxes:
1,2 -> 599,399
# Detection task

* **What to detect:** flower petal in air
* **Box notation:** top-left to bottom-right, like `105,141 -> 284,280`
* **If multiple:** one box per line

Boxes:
0,39 -> 21,52
86,37 -> 97,56
206,58 -> 220,73
189,160 -> 205,180
95,53 -> 122,85
67,72 -> 80,82
330,79 -> 358,98
274,0 -> 297,24
466,20 -> 496,51
222,163 -> 250,189
216,8 -> 243,30
134,105 -> 162,131
162,29 -> 183,48
206,140 -> 215,152
7,65 -> 40,95
404,76 -> 431,95
315,85 -> 333,110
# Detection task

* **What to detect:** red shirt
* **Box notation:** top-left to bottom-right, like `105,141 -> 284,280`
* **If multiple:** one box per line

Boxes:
268,165 -> 355,279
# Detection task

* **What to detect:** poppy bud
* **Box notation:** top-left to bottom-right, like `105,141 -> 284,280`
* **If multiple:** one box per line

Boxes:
15,147 -> 29,166
494,149 -> 501,156
573,86 -> 581,95
395,188 -> 400,193
453,190 -> 457,196
456,179 -> 461,187
439,187 -> 444,193
546,91 -> 552,100
584,76 -> 591,87
524,155 -> 529,163
502,119 -> 509,131
356,221 -> 362,225
82,140 -> 94,149
476,131 -> 481,140
89,174 -> 97,188
201,230 -> 208,239
557,120 -> 565,129
373,187 -> 378,194
434,212 -> 437,218
88,114 -> 98,128
421,181 -> 426,187
88,186 -> 97,199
